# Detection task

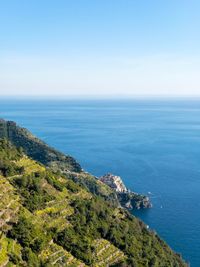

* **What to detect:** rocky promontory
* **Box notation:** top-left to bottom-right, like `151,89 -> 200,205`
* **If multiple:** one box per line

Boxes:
99,173 -> 152,210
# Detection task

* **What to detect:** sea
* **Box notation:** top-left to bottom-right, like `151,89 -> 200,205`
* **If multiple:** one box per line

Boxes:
0,98 -> 199,266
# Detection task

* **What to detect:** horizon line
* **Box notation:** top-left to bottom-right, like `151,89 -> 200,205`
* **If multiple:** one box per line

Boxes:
1,94 -> 200,100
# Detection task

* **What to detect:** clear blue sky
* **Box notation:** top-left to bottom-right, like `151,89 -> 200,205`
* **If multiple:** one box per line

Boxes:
0,0 -> 200,97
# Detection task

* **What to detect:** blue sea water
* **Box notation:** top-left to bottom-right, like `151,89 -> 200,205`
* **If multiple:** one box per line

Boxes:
0,98 -> 200,266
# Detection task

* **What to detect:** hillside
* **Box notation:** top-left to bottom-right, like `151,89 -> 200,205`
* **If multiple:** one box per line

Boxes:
0,119 -> 151,210
0,119 -> 81,173
0,138 -> 187,266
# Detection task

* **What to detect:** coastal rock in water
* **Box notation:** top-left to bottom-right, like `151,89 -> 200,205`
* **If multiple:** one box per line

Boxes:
118,192 -> 152,210
100,173 -> 152,209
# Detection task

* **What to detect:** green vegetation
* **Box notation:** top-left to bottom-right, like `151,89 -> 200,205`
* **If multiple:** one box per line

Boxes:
0,135 -> 187,266
0,139 -> 24,177
11,172 -> 55,212
0,119 -> 81,172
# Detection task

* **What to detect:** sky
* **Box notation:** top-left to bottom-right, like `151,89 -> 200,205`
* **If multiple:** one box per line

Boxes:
0,0 -> 200,98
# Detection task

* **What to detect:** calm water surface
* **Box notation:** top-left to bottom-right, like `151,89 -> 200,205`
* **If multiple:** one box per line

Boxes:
1,99 -> 200,266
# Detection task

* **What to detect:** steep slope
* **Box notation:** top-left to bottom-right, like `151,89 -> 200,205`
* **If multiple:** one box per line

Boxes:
0,119 -> 81,173
0,119 -> 151,210
0,119 -> 118,203
0,139 -> 187,266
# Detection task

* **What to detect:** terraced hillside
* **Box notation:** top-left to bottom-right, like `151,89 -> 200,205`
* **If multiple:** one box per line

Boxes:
92,239 -> 125,266
0,138 -> 187,266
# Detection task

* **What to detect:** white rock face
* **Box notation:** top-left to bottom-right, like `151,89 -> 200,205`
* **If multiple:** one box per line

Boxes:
99,173 -> 128,193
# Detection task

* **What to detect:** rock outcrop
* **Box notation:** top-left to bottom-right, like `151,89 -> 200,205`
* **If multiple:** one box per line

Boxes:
100,173 -> 152,209
99,173 -> 128,193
